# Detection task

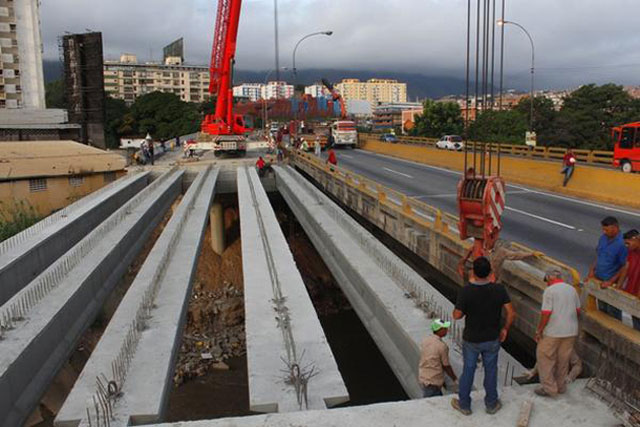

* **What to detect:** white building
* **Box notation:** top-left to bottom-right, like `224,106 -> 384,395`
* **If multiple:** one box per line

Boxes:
233,83 -> 264,102
304,84 -> 328,98
262,81 -> 294,100
0,0 -> 46,109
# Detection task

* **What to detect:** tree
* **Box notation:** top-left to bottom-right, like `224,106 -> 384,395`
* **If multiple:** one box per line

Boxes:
514,96 -> 558,145
130,92 -> 201,140
410,99 -> 463,138
45,80 -> 64,109
549,84 -> 640,149
104,97 -> 129,148
469,109 -> 528,144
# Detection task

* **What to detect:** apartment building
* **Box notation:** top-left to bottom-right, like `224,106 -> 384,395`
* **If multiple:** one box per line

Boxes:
336,78 -> 407,105
103,54 -> 211,105
233,83 -> 264,102
304,84 -> 328,98
0,0 -> 45,110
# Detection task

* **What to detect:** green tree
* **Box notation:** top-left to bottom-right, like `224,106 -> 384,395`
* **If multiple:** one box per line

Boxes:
549,84 -> 640,149
469,109 -> 528,144
104,97 -> 129,149
130,92 -> 200,140
45,79 -> 64,109
410,100 -> 464,138
515,96 -> 558,145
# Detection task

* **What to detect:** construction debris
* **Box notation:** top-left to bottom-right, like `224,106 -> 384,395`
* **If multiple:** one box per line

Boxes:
174,282 -> 245,386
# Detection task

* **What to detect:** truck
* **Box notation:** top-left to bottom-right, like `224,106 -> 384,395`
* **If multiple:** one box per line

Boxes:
330,120 -> 358,149
612,121 -> 640,172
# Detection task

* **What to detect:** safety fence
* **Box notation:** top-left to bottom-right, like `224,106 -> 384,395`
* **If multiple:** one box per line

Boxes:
362,134 -> 615,167
290,150 -> 640,388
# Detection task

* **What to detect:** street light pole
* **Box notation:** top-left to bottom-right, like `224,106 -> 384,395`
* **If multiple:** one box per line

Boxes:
263,67 -> 288,131
292,31 -> 333,88
497,19 -> 535,131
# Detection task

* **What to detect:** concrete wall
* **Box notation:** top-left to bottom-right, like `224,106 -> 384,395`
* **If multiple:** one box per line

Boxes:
56,167 -> 217,427
359,138 -> 640,209
0,170 -> 182,427
0,171 -> 148,306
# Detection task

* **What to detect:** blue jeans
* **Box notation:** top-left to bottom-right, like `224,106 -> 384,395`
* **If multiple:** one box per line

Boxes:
597,300 -> 622,321
561,166 -> 574,186
422,384 -> 443,398
458,340 -> 500,411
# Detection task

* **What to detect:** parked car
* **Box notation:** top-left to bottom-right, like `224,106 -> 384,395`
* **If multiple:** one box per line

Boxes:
380,133 -> 398,143
436,135 -> 464,151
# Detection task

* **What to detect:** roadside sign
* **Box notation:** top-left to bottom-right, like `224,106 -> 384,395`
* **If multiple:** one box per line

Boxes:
525,131 -> 537,147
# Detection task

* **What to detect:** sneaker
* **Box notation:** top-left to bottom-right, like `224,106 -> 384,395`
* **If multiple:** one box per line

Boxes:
486,400 -> 503,414
451,398 -> 472,416
534,387 -> 552,397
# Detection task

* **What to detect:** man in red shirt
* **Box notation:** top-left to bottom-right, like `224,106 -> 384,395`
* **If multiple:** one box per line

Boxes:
256,156 -> 266,177
619,229 -> 640,330
561,148 -> 577,187
327,148 -> 338,166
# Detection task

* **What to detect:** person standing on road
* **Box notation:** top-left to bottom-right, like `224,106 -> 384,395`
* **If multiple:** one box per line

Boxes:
327,130 -> 335,149
327,148 -> 338,166
451,257 -> 515,416
587,216 -> 628,320
314,135 -> 322,157
256,156 -> 266,177
148,140 -> 155,165
534,269 -> 581,397
618,229 -> 640,330
561,148 -> 577,187
419,318 -> 458,398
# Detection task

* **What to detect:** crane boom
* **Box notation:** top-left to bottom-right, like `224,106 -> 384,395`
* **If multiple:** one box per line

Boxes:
321,78 -> 347,119
201,0 -> 248,136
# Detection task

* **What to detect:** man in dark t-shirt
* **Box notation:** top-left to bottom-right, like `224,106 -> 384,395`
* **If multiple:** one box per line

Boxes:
451,257 -> 515,416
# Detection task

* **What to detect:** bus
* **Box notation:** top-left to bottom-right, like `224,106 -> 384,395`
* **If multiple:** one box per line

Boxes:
612,122 -> 640,173
330,120 -> 358,149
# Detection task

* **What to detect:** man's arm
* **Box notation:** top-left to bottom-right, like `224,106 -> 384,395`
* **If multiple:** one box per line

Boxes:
535,312 -> 551,342
443,365 -> 457,381
500,302 -> 516,342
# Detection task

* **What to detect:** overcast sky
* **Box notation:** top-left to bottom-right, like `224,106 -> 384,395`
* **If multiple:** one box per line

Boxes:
41,0 -> 640,90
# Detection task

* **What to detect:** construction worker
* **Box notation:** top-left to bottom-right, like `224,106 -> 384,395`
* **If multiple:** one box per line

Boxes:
515,349 -> 582,385
327,148 -> 338,166
419,318 -> 458,398
314,135 -> 322,157
256,156 -> 266,177
301,138 -> 309,152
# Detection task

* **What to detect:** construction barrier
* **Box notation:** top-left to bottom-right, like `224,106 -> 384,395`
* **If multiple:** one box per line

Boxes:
364,133 -> 615,166
290,149 -> 640,387
358,137 -> 640,210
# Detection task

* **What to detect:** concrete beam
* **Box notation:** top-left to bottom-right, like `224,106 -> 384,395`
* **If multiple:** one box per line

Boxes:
238,166 -> 348,413
274,165 -> 525,399
0,171 -> 150,306
0,169 -> 183,427
56,167 -> 218,427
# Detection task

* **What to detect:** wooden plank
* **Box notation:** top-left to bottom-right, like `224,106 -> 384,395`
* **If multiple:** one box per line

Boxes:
516,400 -> 534,427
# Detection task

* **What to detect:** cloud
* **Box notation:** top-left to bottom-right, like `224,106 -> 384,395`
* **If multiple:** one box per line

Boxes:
40,0 -> 640,89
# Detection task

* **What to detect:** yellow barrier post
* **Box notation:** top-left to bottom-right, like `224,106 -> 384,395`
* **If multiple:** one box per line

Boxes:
377,185 -> 387,203
401,196 -> 412,215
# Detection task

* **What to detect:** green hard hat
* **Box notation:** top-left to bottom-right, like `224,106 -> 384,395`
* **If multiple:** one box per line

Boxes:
431,318 -> 451,332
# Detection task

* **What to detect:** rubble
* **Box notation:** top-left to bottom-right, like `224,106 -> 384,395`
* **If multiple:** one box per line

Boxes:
174,282 -> 246,386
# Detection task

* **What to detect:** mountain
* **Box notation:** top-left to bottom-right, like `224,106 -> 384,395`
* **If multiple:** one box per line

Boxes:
43,59 -> 468,99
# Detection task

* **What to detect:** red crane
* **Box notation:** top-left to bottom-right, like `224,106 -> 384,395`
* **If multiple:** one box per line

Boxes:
198,0 -> 249,156
321,78 -> 347,119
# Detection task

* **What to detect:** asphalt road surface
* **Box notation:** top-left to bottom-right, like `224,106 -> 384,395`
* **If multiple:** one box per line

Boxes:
322,149 -> 640,273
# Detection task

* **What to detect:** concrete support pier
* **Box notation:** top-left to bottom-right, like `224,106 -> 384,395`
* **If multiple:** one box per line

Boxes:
0,169 -> 183,427
56,167 -> 218,427
0,171 -> 150,306
238,166 -> 349,413
274,165 -> 524,399
209,202 -> 225,255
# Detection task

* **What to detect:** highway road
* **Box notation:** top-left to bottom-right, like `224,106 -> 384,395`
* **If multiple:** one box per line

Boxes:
323,149 -> 640,273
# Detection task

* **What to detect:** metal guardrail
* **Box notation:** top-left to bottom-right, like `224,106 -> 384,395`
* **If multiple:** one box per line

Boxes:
361,134 -> 615,167
291,150 -> 639,342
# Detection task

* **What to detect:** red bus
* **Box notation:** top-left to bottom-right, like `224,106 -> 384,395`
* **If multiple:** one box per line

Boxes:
612,122 -> 640,173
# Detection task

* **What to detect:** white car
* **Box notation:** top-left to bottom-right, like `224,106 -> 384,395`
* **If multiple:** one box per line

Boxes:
436,135 -> 464,151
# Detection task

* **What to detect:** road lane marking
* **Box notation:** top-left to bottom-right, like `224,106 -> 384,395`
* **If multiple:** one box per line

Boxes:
355,150 -> 640,218
340,154 -> 354,159
415,193 -> 457,199
383,167 -> 413,179
505,206 -> 576,230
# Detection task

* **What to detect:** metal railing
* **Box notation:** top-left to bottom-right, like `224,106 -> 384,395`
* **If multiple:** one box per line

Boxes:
361,134 -> 615,167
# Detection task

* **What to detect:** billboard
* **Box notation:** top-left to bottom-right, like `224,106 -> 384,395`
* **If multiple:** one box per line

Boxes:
163,38 -> 184,63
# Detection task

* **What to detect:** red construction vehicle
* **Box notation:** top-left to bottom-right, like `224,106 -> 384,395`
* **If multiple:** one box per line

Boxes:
321,78 -> 357,148
188,0 -> 249,157
321,78 -> 347,119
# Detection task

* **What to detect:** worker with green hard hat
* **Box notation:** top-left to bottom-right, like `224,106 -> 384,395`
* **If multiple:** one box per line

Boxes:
418,318 -> 458,398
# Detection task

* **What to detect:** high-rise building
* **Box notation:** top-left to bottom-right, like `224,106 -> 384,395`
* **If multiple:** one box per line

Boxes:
336,78 -> 407,105
262,81 -> 293,100
103,54 -> 211,105
0,0 -> 45,109
304,84 -> 328,98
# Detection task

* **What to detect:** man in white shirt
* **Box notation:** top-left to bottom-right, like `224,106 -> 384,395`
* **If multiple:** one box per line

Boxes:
534,269 -> 581,397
